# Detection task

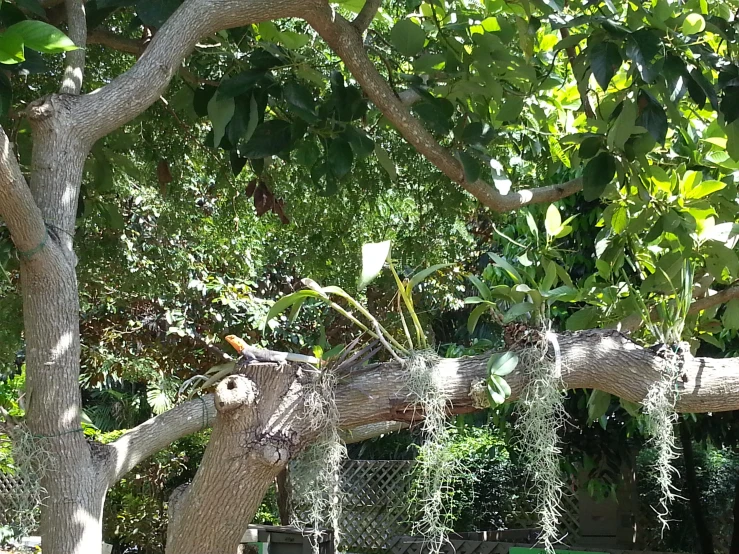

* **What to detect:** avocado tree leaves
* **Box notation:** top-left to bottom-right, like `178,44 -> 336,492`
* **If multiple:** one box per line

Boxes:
327,138 -> 354,180
589,41 -> 622,90
625,29 -> 662,83
390,19 -> 426,57
637,89 -> 668,145
583,152 -> 617,201
240,120 -> 292,159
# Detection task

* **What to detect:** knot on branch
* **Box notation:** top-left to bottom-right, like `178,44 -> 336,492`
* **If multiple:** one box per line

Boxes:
249,430 -> 300,467
215,375 -> 257,414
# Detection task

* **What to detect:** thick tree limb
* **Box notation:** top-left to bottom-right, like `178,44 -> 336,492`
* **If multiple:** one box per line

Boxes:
335,329 -> 739,432
306,6 -> 583,212
60,0 -> 86,94
113,329 -> 739,487
0,126 -> 47,255
352,0 -> 381,34
690,283 -> 739,314
104,394 -> 216,485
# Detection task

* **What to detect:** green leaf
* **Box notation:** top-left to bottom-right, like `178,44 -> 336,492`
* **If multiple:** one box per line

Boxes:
722,298 -> 739,330
375,144 -> 397,181
265,290 -> 321,328
489,252 -> 523,284
589,41 -> 621,90
136,0 -> 181,28
207,94 -> 235,149
611,206 -> 628,234
620,398 -> 642,417
487,379 -> 506,406
544,204 -> 562,237
579,136 -> 603,159
280,31 -> 310,49
682,13 -> 705,35
469,274 -> 492,300
456,150 -> 481,182
461,122 -> 495,146
625,29 -> 661,83
218,69 -> 270,98
468,302 -> 491,334
0,32 -> 24,64
240,120 -> 292,159
608,98 -> 638,150
583,152 -> 617,201
637,89 -> 668,145
284,80 -> 318,122
358,240 -> 391,289
503,302 -> 534,322
555,33 -> 586,51
413,99 -> 453,134
408,263 -> 452,291
524,210 -> 539,239
490,374 -> 511,398
487,352 -> 519,376
343,126 -> 374,159
721,87 -> 739,125
588,390 -> 612,421
327,139 -> 354,179
566,307 -> 598,331
226,94 -> 255,147
15,0 -> 46,17
390,19 -> 426,57
6,20 -> 77,54
684,179 -> 726,200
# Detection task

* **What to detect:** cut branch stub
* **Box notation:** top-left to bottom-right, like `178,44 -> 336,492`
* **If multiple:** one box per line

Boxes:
215,375 -> 257,414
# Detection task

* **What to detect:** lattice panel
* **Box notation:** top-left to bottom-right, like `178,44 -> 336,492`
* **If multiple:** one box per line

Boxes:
0,472 -> 22,525
293,460 -> 416,552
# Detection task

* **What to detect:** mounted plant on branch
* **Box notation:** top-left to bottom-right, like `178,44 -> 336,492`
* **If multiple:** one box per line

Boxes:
464,206 -> 575,552
265,240 -> 454,552
626,261 -> 694,532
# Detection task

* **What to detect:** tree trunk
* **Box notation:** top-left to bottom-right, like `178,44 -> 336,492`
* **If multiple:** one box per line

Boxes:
165,362 -> 318,554
678,420 -> 714,554
18,96 -> 105,554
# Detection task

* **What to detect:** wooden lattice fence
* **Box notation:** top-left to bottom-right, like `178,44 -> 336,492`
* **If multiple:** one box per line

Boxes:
293,460 -> 582,553
0,472 -> 20,525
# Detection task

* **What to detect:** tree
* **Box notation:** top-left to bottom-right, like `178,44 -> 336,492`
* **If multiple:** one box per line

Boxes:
3,0 -> 739,553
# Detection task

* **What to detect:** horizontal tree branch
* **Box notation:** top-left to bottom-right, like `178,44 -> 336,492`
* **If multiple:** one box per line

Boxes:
335,329 -> 739,432
114,328 -> 739,486
306,6 -> 583,212
104,394 -> 216,485
0,125 -> 48,255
